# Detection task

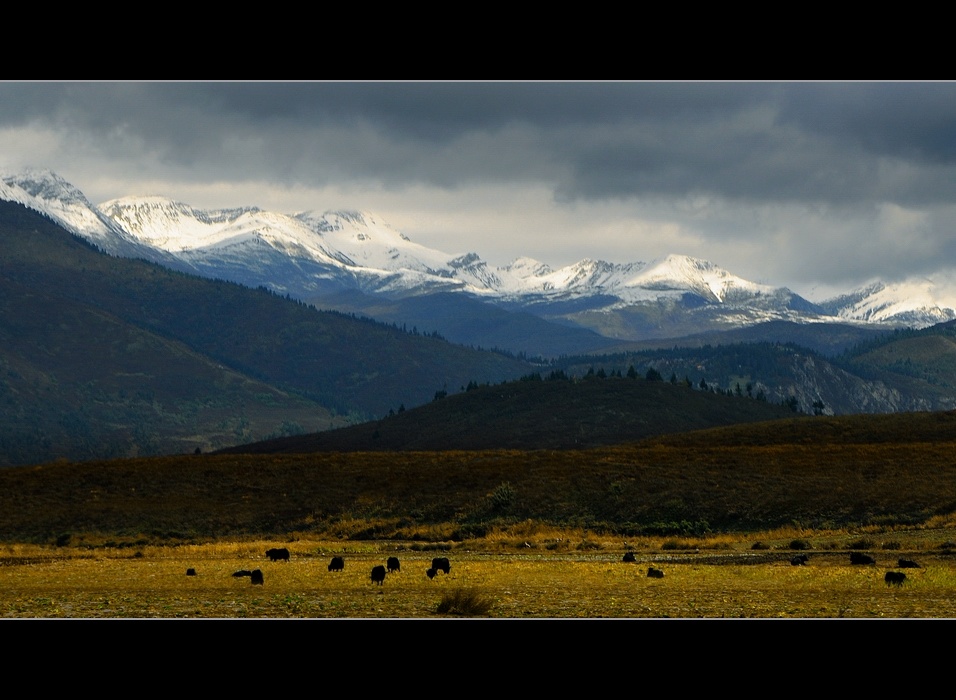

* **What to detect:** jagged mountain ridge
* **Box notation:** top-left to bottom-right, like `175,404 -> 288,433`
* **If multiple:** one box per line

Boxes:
0,170 -> 804,298
3,168 -> 954,348
98,191 -> 791,307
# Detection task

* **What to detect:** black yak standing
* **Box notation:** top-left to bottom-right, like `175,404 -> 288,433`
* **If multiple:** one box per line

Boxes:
885,571 -> 907,587
431,557 -> 451,574
265,548 -> 290,562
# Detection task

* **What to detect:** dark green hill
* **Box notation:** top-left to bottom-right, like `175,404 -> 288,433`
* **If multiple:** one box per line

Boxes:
0,201 -> 532,465
0,270 -> 338,464
793,321 -> 956,412
549,327 -> 956,416
216,373 -> 798,454
5,410 -> 956,541
839,321 -> 956,388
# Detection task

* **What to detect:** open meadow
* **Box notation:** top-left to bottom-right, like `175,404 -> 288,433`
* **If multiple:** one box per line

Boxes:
6,414 -> 956,618
3,529 -> 956,618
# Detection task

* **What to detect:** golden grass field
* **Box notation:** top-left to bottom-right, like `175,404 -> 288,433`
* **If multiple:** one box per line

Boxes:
6,414 -> 956,619
3,527 -> 956,618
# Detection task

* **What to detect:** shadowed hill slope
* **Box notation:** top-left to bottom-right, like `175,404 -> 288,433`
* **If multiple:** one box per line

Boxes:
5,410 -> 956,540
0,200 -> 532,465
215,374 -> 799,454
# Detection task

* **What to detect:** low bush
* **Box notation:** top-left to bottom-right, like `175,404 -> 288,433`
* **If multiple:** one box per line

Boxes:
435,588 -> 493,617
408,542 -> 453,552
644,520 -> 712,537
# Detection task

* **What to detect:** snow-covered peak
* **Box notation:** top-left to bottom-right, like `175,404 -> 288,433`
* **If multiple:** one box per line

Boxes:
545,258 -> 617,288
294,209 -> 460,274
99,196 -> 265,250
824,275 -> 956,327
1,167 -> 87,203
502,257 -> 554,277
628,254 -> 773,302
1,168 -> 140,246
1,168 -> 913,328
490,257 -> 641,296
96,198 -> 481,291
298,209 -> 393,234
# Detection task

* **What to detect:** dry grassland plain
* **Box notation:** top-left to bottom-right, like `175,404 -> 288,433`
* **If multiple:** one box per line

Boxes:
2,535 -> 955,619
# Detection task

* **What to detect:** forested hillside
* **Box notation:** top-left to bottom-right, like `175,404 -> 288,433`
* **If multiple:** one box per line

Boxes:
0,201 -> 532,465
216,370 -> 798,454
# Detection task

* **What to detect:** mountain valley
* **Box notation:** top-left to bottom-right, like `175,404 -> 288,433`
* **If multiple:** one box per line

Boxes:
6,168 -> 956,467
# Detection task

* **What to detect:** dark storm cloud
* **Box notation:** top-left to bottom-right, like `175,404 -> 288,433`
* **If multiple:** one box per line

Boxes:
171,82 -> 755,134
775,82 -> 956,163
0,82 -> 779,188
4,81 -> 956,296
552,82 -> 956,206
5,81 -> 955,208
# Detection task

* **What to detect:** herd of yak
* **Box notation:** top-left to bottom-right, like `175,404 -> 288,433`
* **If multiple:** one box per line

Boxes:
840,551 -> 922,587
820,551 -> 922,587
203,547 -> 922,588
622,549 -> 921,586
223,547 -> 453,586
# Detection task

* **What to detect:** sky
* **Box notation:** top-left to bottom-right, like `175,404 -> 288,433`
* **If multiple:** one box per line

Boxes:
3,81 -> 956,301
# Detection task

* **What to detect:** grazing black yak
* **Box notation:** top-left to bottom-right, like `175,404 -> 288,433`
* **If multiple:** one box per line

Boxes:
431,557 -> 451,574
265,548 -> 290,562
884,571 -> 906,587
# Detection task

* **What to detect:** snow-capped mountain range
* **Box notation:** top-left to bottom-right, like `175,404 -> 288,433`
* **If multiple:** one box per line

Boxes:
95,189 -> 785,307
4,167 -> 956,341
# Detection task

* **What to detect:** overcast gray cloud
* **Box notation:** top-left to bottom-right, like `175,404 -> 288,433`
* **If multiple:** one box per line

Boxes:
2,81 -> 956,300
